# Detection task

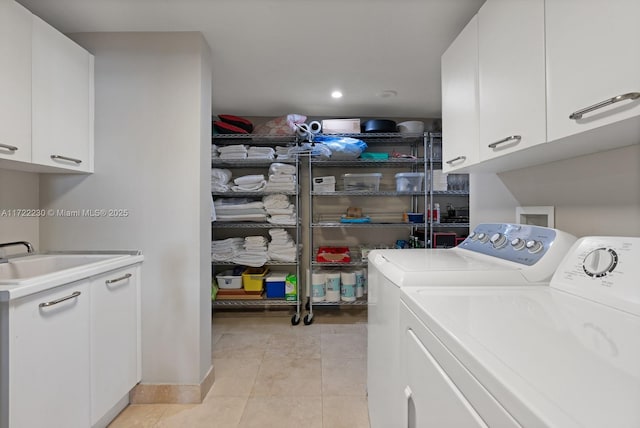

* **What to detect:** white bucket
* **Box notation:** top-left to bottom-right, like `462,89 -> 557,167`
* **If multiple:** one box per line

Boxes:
325,272 -> 341,302
311,271 -> 326,302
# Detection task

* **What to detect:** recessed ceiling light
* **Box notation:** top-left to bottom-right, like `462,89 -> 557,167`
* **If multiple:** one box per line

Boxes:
331,90 -> 343,99
377,90 -> 398,98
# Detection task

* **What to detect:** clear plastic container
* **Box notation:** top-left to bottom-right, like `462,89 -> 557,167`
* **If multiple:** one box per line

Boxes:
395,172 -> 425,192
342,173 -> 382,191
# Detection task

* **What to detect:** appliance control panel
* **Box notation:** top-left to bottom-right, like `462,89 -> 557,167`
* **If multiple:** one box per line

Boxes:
552,237 -> 640,315
458,223 -> 568,266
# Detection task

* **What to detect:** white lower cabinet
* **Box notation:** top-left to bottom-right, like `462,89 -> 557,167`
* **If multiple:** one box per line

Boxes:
90,266 -> 141,426
0,263 -> 141,428
7,281 -> 91,428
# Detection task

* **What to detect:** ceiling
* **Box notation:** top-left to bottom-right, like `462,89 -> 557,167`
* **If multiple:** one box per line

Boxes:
17,0 -> 484,119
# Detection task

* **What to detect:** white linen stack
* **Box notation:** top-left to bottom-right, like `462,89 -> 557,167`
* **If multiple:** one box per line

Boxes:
213,198 -> 267,222
211,144 -> 219,159
264,162 -> 297,192
232,174 -> 267,192
232,236 -> 269,267
211,168 -> 232,193
263,194 -> 297,225
275,146 -> 292,160
268,229 -> 297,262
218,144 -> 248,160
247,146 -> 275,160
211,237 -> 244,262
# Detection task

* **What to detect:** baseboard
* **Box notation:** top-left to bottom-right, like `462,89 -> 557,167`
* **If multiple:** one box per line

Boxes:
129,366 -> 215,404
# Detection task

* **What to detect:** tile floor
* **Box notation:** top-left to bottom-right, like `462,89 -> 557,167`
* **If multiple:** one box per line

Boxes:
109,309 -> 370,428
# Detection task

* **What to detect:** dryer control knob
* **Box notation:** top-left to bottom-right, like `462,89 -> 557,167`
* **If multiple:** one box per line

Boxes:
490,233 -> 507,249
511,238 -> 525,250
468,232 -> 476,240
477,233 -> 489,243
526,240 -> 543,254
583,248 -> 618,278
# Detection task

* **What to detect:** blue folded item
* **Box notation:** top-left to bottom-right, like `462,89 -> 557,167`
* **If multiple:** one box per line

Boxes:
340,215 -> 371,223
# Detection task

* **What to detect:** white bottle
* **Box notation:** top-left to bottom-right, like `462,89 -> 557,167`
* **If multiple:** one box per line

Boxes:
434,203 -> 440,223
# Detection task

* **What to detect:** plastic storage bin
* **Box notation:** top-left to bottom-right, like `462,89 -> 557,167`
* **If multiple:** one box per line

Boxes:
313,176 -> 336,192
265,273 -> 287,298
242,267 -> 269,292
342,173 -> 382,191
395,172 -> 425,192
216,270 -> 243,289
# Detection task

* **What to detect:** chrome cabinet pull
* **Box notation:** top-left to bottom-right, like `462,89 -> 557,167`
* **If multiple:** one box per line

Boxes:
39,291 -> 81,308
445,155 -> 466,165
569,92 -> 640,120
488,135 -> 522,149
0,143 -> 18,152
50,154 -> 82,164
105,273 -> 132,285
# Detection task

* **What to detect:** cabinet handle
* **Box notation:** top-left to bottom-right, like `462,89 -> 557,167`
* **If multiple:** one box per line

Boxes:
569,92 -> 640,120
50,154 -> 83,164
445,155 -> 466,165
0,143 -> 18,152
39,291 -> 81,308
105,273 -> 132,285
488,135 -> 522,149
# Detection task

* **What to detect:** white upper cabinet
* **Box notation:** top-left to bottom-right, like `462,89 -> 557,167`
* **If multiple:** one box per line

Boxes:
0,0 -> 32,164
478,0 -> 546,161
441,15 -> 479,173
31,15 -> 94,172
546,0 -> 640,142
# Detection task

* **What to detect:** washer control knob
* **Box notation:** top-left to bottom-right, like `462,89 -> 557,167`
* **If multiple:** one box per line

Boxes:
468,232 -> 476,240
526,240 -> 543,254
490,233 -> 507,249
477,233 -> 489,243
511,238 -> 525,250
583,248 -> 618,278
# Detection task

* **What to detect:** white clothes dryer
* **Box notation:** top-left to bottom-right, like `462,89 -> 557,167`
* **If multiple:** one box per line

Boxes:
399,236 -> 640,427
367,223 -> 576,428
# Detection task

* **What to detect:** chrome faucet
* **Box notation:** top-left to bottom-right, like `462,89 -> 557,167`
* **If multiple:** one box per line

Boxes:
0,241 -> 35,256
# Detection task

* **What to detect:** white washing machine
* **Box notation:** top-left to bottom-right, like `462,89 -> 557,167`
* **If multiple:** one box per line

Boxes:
367,223 -> 576,428
399,236 -> 640,427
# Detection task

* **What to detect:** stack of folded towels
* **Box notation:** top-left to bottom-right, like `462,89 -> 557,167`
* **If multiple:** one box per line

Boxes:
232,236 -> 268,267
232,174 -> 267,192
211,237 -> 244,262
263,194 -> 296,225
211,168 -> 232,193
268,229 -> 297,262
218,144 -> 248,160
275,146 -> 292,160
213,198 -> 267,222
211,144 -> 219,159
247,146 -> 275,160
264,162 -> 297,192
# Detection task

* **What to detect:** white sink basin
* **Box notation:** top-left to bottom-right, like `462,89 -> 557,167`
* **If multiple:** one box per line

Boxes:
0,254 -> 125,282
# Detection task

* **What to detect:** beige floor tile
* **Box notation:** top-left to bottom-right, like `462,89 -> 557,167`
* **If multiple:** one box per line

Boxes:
209,358 -> 261,397
107,404 -> 166,427
322,395 -> 370,428
155,397 -> 247,428
212,315 -> 294,335
322,358 -> 367,397
264,333 -> 321,359
251,357 -> 322,397
321,323 -> 367,335
212,333 -> 270,359
321,333 -> 367,359
238,396 -> 323,428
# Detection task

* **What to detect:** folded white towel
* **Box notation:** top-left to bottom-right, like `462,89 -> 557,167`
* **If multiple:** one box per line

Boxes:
234,175 -> 265,185
214,200 -> 264,209
215,213 -> 267,222
211,183 -> 230,192
232,180 -> 267,192
265,206 -> 294,215
220,153 -> 247,160
269,163 -> 297,176
211,168 -> 232,183
217,144 -> 248,153
268,174 -> 295,183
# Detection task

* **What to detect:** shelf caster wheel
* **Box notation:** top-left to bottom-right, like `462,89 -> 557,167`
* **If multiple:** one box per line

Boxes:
303,314 -> 314,325
291,314 -> 301,326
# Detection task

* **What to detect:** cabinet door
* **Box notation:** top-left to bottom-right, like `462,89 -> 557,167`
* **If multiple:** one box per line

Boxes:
0,0 -> 31,163
32,15 -> 94,172
478,0 -> 546,161
91,265 -> 141,425
546,0 -> 640,141
9,281 -> 90,428
441,15 -> 479,172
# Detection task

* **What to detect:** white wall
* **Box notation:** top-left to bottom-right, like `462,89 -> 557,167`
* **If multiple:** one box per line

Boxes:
39,32 -> 212,385
469,172 -> 519,230
470,144 -> 640,238
0,169 -> 39,254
